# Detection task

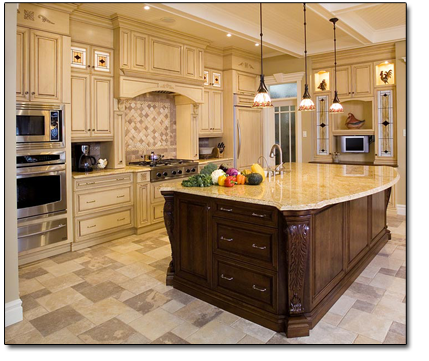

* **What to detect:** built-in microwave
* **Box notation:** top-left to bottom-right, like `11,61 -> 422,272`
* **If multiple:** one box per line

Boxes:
16,103 -> 65,148
340,135 -> 370,153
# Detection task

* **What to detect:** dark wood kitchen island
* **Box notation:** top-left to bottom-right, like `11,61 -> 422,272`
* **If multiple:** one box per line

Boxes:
160,163 -> 399,337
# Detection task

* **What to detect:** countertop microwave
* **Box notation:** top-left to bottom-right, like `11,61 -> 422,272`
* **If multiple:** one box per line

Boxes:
340,135 -> 370,153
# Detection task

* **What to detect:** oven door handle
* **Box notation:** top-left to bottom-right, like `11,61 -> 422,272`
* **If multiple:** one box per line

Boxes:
16,164 -> 66,175
19,223 -> 67,238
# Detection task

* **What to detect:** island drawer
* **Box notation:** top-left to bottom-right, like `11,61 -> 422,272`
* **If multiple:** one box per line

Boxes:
213,200 -> 278,228
214,257 -> 276,311
213,218 -> 277,270
74,173 -> 133,191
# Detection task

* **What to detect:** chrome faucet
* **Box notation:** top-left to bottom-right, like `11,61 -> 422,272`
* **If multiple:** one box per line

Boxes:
269,144 -> 283,171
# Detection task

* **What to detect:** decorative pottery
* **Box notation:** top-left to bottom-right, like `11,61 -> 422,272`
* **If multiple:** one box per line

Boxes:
380,70 -> 392,84
345,113 -> 365,129
97,158 -> 108,169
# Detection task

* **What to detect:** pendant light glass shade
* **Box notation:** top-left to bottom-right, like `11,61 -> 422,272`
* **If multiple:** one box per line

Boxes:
329,18 -> 343,114
253,3 -> 272,108
298,3 -> 315,112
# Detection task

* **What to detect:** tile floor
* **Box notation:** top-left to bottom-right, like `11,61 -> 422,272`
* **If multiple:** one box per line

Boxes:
6,212 -> 406,345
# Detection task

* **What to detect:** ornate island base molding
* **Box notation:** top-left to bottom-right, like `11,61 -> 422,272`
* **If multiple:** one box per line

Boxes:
161,188 -> 391,337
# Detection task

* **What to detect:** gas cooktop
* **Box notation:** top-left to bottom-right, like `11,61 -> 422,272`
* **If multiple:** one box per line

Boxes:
129,158 -> 198,182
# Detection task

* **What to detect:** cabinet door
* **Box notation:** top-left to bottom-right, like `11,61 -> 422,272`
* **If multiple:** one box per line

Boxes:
352,63 -> 373,97
199,90 -> 211,134
335,66 -> 351,99
235,71 -> 257,95
211,90 -> 223,133
131,31 -> 148,72
71,73 -> 91,139
113,112 -> 125,167
16,27 -> 29,102
150,37 -> 182,75
136,183 -> 150,228
176,195 -> 211,287
119,29 -> 131,69
29,30 -> 62,102
91,76 -> 113,138
91,46 -> 113,76
196,49 -> 204,80
236,108 -> 262,170
71,43 -> 90,73
184,46 -> 196,78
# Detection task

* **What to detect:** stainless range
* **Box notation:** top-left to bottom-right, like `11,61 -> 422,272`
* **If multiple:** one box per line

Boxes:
129,158 -> 198,182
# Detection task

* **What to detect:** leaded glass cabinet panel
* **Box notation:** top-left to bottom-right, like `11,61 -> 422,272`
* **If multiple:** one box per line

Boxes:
316,95 -> 330,156
377,89 -> 394,158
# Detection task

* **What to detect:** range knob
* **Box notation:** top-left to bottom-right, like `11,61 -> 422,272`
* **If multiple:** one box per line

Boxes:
172,170 -> 177,175
163,171 -> 168,177
186,168 -> 191,173
178,170 -> 183,174
156,172 -> 162,177
191,168 -> 196,173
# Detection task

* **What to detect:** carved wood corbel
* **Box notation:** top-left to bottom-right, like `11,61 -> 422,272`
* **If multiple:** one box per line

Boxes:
162,191 -> 175,286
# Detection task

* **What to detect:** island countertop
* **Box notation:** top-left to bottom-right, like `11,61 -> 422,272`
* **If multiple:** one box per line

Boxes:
160,162 -> 399,211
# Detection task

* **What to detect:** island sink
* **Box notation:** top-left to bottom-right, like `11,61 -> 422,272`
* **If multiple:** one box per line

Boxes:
161,163 -> 399,337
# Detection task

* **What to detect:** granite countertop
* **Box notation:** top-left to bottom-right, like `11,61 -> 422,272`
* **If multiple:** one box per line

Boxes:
160,163 -> 400,211
197,158 -> 233,164
72,166 -> 151,179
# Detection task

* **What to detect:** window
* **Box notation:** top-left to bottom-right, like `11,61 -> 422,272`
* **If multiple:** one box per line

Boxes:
269,83 -> 297,99
274,104 -> 296,163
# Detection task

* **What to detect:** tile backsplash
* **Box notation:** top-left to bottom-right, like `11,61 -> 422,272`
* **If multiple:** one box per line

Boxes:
122,93 -> 176,163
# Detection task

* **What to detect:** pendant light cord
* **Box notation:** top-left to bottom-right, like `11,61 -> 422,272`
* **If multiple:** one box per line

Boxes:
303,3 -> 308,86
333,20 -> 337,93
260,3 -> 263,76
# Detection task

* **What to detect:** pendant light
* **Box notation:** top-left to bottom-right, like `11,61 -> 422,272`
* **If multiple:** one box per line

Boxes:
298,3 -> 315,112
253,3 -> 272,108
329,17 -> 343,113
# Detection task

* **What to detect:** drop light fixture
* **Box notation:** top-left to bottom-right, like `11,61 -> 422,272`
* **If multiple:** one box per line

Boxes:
329,17 -> 343,113
298,3 -> 315,112
252,3 -> 272,108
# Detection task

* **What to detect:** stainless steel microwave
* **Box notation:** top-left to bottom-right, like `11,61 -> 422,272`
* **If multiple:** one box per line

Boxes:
340,135 -> 370,153
16,103 -> 65,148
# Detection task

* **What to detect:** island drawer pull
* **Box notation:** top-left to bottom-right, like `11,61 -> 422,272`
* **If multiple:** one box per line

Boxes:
117,217 -> 126,221
85,182 -> 95,185
117,195 -> 125,198
221,274 -> 233,281
87,225 -> 96,229
220,236 -> 233,242
116,178 -> 126,181
86,200 -> 96,204
220,207 -> 233,212
252,212 -> 266,218
252,244 -> 266,250
252,285 -> 267,292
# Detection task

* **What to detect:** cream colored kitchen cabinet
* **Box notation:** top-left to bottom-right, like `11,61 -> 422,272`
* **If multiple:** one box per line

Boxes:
236,107 -> 262,170
135,182 -> 150,228
233,71 -> 258,96
335,66 -> 351,99
199,89 -> 223,137
71,43 -> 113,76
71,74 -> 113,140
130,31 -> 148,72
204,69 -> 223,89
16,27 -> 29,102
335,63 -> 373,99
107,111 -> 126,168
150,37 -> 182,75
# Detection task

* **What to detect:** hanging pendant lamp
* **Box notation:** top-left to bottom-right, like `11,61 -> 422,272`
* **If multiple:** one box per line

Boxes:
253,3 -> 272,108
329,17 -> 343,113
298,3 -> 315,112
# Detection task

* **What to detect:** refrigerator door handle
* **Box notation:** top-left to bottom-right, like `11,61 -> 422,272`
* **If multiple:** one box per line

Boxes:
237,119 -> 242,159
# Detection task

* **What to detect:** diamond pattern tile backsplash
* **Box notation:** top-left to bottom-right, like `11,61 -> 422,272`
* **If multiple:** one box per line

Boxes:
123,93 -> 176,163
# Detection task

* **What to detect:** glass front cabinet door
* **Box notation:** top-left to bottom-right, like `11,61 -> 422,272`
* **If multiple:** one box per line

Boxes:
375,89 -> 396,165
315,95 -> 331,160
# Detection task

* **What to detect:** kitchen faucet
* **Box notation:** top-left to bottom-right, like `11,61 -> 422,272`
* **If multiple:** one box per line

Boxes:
269,144 -> 283,171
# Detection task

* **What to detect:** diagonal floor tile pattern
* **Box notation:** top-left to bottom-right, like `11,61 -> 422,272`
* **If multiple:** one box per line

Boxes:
6,214 -> 406,344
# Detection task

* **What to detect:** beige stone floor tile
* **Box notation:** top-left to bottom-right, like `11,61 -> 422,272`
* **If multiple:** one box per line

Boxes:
72,297 -> 133,326
378,244 -> 397,256
329,295 -> 357,316
105,252 -> 138,265
372,296 -> 406,324
19,259 -> 57,274
171,322 -> 200,340
35,272 -> 56,284
152,282 -> 173,294
24,305 -> 49,321
129,307 -> 184,341
109,242 -> 143,254
344,282 -> 385,305
121,273 -> 162,295
390,248 -> 406,261
370,273 -> 405,294
80,256 -> 116,271
116,308 -> 143,324
151,332 -> 190,344
19,267 -> 49,280
174,299 -> 223,328
368,256 -> 404,272
82,267 -> 130,286
383,331 -> 406,344
112,289 -> 136,302
73,256 -> 92,264
266,333 -> 303,344
124,289 -> 170,314
161,299 -> 185,313
78,281 -> 125,303
231,318 -> 276,343
360,265 -> 381,279
129,251 -> 158,264
354,275 -> 373,285
352,299 -> 375,313
353,335 -> 381,344
42,260 -> 84,277
79,318 -> 136,344
116,261 -> 155,278
36,287 -> 85,312
38,272 -> 84,293
321,312 -> 344,327
300,321 -> 358,344
122,332 -> 151,344
9,329 -> 46,344
186,319 -> 246,344
19,278 -> 45,296
238,335 -> 265,344
338,308 -> 392,342
143,244 -> 172,261
216,311 -> 240,326
44,327 -> 85,344
5,319 -> 36,341
67,318 -> 96,336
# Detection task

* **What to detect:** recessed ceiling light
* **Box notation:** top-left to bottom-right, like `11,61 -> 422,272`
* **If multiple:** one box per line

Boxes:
255,43 -> 260,46
160,17 -> 176,24
385,61 -> 389,64
226,33 -> 232,37
144,5 -> 150,10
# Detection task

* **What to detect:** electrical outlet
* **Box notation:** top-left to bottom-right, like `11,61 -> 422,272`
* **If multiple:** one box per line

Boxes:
303,131 -> 307,138
403,129 -> 406,137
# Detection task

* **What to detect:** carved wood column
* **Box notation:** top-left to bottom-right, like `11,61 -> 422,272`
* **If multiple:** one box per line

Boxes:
162,191 -> 175,286
283,215 -> 311,337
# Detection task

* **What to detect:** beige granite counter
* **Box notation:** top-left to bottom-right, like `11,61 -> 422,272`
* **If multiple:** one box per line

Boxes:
160,163 -> 399,211
72,166 -> 150,179
197,158 -> 233,165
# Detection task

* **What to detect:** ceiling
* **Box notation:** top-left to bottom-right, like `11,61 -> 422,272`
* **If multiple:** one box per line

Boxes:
74,2 -> 406,58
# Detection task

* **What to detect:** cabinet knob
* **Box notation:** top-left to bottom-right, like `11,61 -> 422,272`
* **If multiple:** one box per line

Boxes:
348,92 -> 351,94
119,160 -> 123,163
24,91 -> 29,95
92,65 -> 95,68
88,65 -> 91,68
92,129 -> 95,131
31,92 -> 35,95
87,129 -> 91,131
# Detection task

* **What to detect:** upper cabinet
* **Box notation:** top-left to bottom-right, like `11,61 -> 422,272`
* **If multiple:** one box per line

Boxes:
335,63 -> 373,99
71,43 -> 113,76
199,89 -> 223,137
233,71 -> 258,96
17,28 -> 63,103
204,69 -> 222,89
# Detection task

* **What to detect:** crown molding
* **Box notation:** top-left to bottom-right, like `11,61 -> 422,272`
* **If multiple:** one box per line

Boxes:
222,46 -> 260,61
70,9 -> 114,29
205,46 -> 225,56
35,2 -> 78,14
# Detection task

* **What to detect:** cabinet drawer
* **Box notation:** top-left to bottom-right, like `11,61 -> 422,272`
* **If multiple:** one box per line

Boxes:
76,185 -> 132,214
214,218 -> 277,269
214,201 -> 278,228
136,172 -> 150,183
74,173 -> 132,191
151,179 -> 177,203
78,208 -> 132,238
151,203 -> 164,223
215,258 -> 275,310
